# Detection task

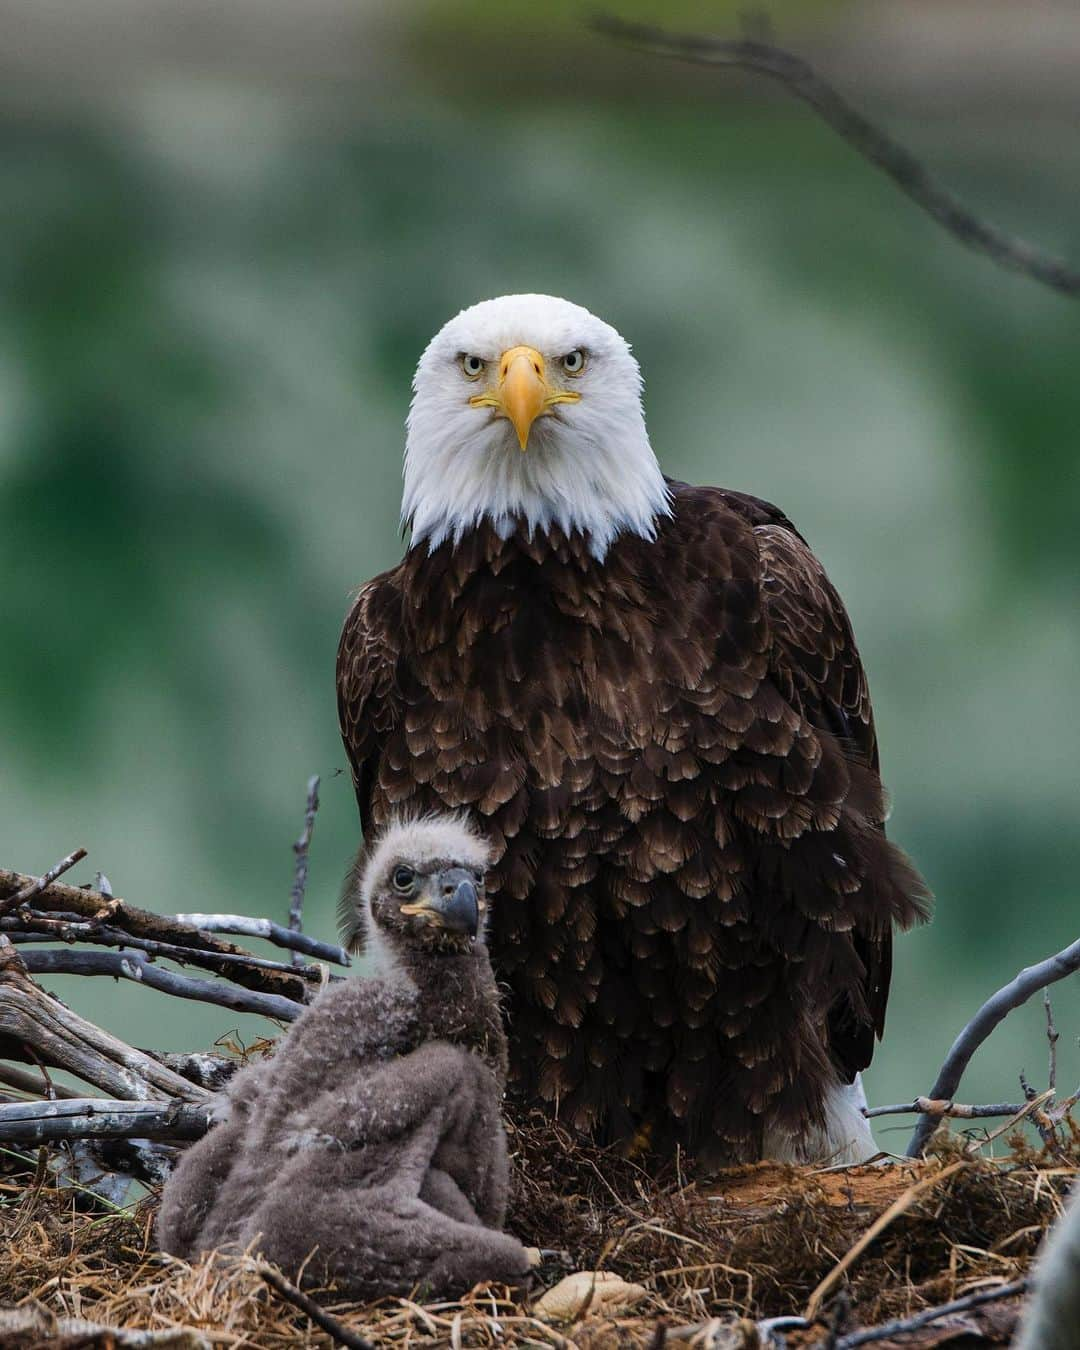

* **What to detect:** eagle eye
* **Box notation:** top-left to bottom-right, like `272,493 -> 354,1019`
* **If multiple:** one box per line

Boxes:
392,865 -> 415,893
561,349 -> 586,375
460,354 -> 486,379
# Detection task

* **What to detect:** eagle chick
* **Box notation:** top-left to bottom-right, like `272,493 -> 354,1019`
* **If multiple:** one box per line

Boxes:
156,814 -> 529,1300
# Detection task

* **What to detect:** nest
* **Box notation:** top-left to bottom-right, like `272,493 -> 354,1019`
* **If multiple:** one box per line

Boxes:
0,1112 -> 1074,1349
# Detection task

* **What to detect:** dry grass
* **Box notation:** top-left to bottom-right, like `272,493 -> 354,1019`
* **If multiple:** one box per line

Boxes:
0,1114 -> 1075,1348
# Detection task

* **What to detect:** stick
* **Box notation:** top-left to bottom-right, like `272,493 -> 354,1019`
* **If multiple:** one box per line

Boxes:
1044,990 -> 1058,1092
804,1161 -> 968,1322
864,1098 -> 1027,1121
5,917 -> 332,986
0,1097 -> 210,1144
0,849 -> 87,919
965,1089 -> 1056,1154
1051,1083 -> 1080,1122
18,949 -> 303,1022
0,1304 -> 209,1348
0,938 -> 207,1101
0,1061 -> 82,1100
288,775 -> 321,967
592,15 -> 1080,300
173,913 -> 350,967
907,938 -> 1080,1156
836,1278 -> 1029,1348
140,1050 -> 239,1092
258,1264 -> 376,1350
0,869 -> 320,998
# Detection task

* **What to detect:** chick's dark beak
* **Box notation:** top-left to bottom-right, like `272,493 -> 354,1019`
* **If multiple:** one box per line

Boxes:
431,868 -> 480,938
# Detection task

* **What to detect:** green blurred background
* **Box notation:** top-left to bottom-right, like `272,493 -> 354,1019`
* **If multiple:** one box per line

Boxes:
2,0 -> 1078,1147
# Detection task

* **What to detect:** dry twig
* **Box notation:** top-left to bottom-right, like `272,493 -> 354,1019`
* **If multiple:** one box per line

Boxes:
172,912 -> 350,966
18,948 -> 303,1022
0,937 -> 207,1101
5,915 -> 330,984
836,1278 -> 1029,1348
0,848 -> 87,919
259,1263 -> 376,1350
864,1097 -> 1026,1121
288,775 -> 321,967
804,1161 -> 968,1322
593,14 -> 1080,299
908,938 -> 1080,1156
1045,990 -> 1059,1092
0,869 -> 320,1000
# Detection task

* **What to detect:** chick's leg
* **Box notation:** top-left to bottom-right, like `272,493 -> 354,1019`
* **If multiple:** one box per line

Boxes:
156,1116 -> 246,1258
419,1166 -> 482,1225
248,1166 -> 529,1300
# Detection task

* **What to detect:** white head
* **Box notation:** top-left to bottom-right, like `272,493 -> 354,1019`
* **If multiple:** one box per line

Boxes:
403,294 -> 671,560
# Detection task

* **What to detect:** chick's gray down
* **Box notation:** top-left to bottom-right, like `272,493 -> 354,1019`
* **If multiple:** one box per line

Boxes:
156,815 -> 529,1299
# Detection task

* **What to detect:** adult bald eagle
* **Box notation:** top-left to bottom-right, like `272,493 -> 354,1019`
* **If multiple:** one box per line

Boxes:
338,294 -> 929,1166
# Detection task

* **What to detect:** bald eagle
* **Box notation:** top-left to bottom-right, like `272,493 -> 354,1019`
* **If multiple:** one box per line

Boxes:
338,294 -> 929,1166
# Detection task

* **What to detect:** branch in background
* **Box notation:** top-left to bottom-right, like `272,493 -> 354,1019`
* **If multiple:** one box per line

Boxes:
19,949 -> 303,1023
0,869 -> 317,1000
0,1097 -> 210,1145
835,1278 -> 1029,1349
592,14 -> 1080,299
907,938 -> 1080,1156
0,847 -> 87,919
0,937 -> 208,1101
173,913 -> 350,967
288,774 -> 321,968
864,1097 -> 1027,1121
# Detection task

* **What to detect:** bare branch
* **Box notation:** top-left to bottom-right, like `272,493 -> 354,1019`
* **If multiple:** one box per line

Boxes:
0,1096 -> 210,1144
288,774 -> 321,967
864,1097 -> 1028,1121
1044,990 -> 1058,1092
0,937 -> 207,1101
0,848 -> 87,919
139,1049 -> 239,1092
1051,1082 -> 1080,1122
18,948 -> 303,1022
4,916 -> 332,987
0,868 -> 319,999
907,938 -> 1080,1157
0,1304 -> 210,1348
593,14 -> 1080,299
836,1278 -> 1029,1348
259,1264 -> 376,1350
0,1061 -> 82,1100
173,912 -> 351,967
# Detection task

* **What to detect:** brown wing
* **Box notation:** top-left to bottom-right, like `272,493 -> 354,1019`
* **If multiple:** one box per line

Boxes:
336,572 -> 403,838
754,519 -> 894,1079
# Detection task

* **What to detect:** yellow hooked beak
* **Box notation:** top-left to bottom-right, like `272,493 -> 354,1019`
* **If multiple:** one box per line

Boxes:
469,345 -> 581,451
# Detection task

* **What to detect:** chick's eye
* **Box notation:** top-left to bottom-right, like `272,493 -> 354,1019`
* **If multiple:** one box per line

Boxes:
562,349 -> 586,375
392,866 -> 415,892
460,354 -> 485,379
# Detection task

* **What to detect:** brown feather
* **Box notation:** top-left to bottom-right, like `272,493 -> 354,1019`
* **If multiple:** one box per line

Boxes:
336,480 -> 931,1157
